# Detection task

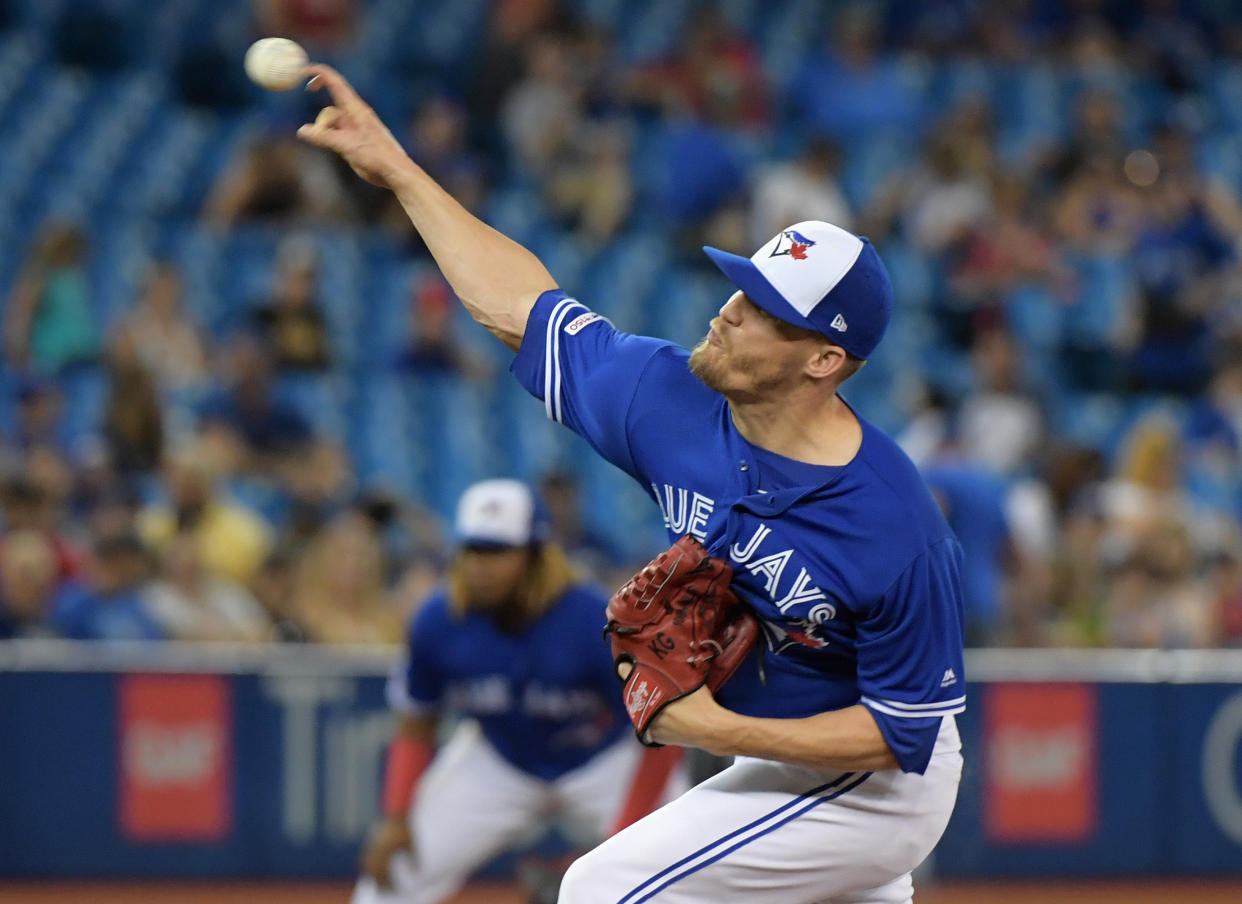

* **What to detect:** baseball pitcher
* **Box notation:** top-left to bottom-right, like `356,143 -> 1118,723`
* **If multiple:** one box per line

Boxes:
301,64 -> 965,904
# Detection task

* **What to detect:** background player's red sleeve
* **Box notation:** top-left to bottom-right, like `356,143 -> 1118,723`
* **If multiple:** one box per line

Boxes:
609,746 -> 683,834
381,735 -> 435,816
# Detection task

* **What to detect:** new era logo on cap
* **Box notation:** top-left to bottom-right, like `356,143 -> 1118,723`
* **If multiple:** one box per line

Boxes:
702,220 -> 893,359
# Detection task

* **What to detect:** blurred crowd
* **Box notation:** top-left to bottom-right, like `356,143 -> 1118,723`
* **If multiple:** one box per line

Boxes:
3,0 -> 1242,649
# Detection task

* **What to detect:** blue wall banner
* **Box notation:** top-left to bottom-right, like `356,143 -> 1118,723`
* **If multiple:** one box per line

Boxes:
2,642 -> 1240,878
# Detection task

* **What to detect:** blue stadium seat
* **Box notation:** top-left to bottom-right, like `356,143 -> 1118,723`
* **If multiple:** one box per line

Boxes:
1051,391 -> 1127,454
351,374 -> 419,499
880,238 -> 933,311
1062,252 -> 1135,347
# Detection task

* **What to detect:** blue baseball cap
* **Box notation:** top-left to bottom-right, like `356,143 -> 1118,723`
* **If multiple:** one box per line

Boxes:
703,220 -> 893,359
455,479 -> 551,549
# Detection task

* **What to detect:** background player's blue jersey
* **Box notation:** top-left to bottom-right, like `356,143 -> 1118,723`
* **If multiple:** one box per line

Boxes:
512,290 -> 966,774
390,582 -> 629,781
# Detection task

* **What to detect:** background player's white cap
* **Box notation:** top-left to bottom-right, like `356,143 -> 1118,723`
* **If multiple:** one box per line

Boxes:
455,479 -> 549,549
703,220 -> 893,359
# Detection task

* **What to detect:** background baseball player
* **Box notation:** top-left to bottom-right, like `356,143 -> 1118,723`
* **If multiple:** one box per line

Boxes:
355,479 -> 680,904
300,64 -> 965,903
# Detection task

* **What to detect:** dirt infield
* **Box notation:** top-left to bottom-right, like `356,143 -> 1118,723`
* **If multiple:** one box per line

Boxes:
2,879 -> 1242,904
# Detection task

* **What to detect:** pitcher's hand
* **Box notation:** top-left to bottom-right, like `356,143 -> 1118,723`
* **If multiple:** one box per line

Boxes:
297,64 -> 409,190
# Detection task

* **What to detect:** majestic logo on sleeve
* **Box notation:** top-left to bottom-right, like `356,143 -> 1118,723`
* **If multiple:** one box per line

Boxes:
730,524 -> 837,653
564,311 -> 607,335
769,229 -> 817,261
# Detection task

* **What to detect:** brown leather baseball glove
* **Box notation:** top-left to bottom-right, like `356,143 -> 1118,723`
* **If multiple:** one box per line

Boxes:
604,535 -> 758,745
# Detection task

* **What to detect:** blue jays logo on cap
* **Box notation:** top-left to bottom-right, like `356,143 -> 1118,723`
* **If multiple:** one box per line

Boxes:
769,229 -> 817,261
702,220 -> 893,359
456,479 -> 550,548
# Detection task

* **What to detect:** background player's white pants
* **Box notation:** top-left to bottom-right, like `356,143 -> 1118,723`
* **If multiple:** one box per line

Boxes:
352,721 -> 648,904
558,716 -> 963,904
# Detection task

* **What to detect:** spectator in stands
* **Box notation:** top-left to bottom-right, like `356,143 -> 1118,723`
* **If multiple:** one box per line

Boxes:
0,529 -> 61,638
405,96 -> 487,215
749,139 -> 852,248
254,0 -> 357,52
293,508 -> 403,644
9,376 -> 73,457
145,529 -> 272,642
139,444 -> 272,587
949,171 -> 1066,310
1208,551 -> 1242,647
576,23 -> 624,119
347,490 -> 447,618
1045,490 -> 1111,646
1184,364 -> 1242,516
80,484 -> 143,561
251,235 -> 334,372
1126,0 -> 1213,97
0,474 -> 81,581
1041,89 -> 1127,184
204,136 -> 352,227
655,84 -> 749,258
465,0 -> 570,154
1125,132 -> 1241,395
1101,414 -> 1198,551
23,442 -> 76,530
1005,445 -> 1108,645
547,119 -> 634,244
250,546 -> 310,641
957,326 -> 1045,477
789,5 -> 919,140
49,530 -> 161,641
1052,152 -> 1144,253
868,125 -> 993,254
102,328 -> 164,476
629,9 -> 768,129
1102,521 -> 1214,648
197,330 -> 317,484
367,96 -> 490,247
3,223 -> 98,375
196,324 -> 352,533
114,259 -> 209,397
501,33 -> 583,176
396,274 -> 490,380
538,469 -> 625,585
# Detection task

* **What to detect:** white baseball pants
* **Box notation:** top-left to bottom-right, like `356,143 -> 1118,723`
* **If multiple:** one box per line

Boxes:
558,716 -> 963,904
352,720 -> 655,904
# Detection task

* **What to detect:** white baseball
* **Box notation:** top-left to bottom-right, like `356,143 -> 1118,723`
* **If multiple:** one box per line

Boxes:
244,37 -> 309,92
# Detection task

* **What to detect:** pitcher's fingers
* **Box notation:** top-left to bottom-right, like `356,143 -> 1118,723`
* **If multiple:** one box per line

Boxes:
313,106 -> 340,129
296,121 -> 347,153
304,63 -> 364,111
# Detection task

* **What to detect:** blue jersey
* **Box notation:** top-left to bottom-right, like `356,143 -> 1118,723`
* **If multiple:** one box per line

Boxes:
511,291 -> 966,774
391,582 -> 629,781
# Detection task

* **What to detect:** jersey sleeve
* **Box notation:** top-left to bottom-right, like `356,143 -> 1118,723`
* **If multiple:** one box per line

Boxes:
386,597 -> 449,714
856,538 -> 966,774
510,289 -> 673,478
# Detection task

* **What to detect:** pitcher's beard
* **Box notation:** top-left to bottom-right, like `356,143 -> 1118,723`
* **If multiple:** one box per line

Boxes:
688,339 -> 725,391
